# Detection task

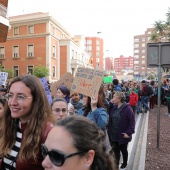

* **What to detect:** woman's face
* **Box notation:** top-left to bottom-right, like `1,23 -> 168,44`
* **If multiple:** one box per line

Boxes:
0,102 -> 5,118
71,93 -> 80,103
112,94 -> 121,104
42,126 -> 88,170
51,101 -> 68,122
82,95 -> 88,106
56,89 -> 66,98
8,81 -> 33,123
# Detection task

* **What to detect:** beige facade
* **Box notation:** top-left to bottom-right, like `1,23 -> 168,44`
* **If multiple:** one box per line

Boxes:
133,28 -> 157,79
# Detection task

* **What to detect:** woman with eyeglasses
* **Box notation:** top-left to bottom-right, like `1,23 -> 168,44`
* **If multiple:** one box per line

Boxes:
42,115 -> 117,170
51,98 -> 68,122
0,75 -> 54,170
56,86 -> 75,115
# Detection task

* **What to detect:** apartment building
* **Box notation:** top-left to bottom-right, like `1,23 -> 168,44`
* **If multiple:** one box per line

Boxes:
0,0 -> 9,42
0,12 -> 92,82
114,55 -> 134,74
105,57 -> 114,71
85,37 -> 104,70
133,28 -> 157,79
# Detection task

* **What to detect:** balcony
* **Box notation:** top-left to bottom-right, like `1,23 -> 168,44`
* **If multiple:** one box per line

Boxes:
71,59 -> 93,69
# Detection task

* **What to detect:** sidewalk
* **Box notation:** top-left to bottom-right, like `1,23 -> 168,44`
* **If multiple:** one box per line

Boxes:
145,105 -> 170,170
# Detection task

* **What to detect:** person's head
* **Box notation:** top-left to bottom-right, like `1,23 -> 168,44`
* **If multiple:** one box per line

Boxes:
0,75 -> 54,161
112,79 -> 119,86
0,98 -> 6,118
56,86 -> 70,103
112,91 -> 126,104
150,80 -> 155,86
131,84 -> 135,91
51,98 -> 68,122
42,115 -> 116,170
71,92 -> 81,103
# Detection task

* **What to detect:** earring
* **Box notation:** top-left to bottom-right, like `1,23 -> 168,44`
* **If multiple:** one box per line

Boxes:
84,163 -> 88,168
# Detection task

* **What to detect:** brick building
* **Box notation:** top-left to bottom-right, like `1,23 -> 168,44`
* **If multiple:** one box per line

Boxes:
0,12 -> 92,82
105,57 -> 114,71
114,55 -> 134,74
85,37 -> 104,69
133,28 -> 157,80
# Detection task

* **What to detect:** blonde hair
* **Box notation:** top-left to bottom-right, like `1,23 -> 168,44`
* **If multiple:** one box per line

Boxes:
114,91 -> 126,102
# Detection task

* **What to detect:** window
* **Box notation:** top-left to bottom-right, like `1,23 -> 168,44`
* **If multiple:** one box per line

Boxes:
96,40 -> 100,45
142,49 -> 145,53
86,40 -> 92,45
53,46 -> 56,57
96,58 -> 99,62
148,31 -> 151,34
13,46 -> 19,58
142,38 -> 145,42
52,66 -> 56,78
13,66 -> 19,77
28,25 -> 34,34
96,52 -> 100,56
142,60 -> 145,64
134,61 -> 139,64
28,45 -> 34,57
134,50 -> 139,53
134,38 -> 139,42
142,43 -> 145,47
27,66 -> 33,75
142,56 -> 145,58
148,37 -> 150,41
14,27 -> 19,35
86,46 -> 92,51
96,46 -> 100,51
134,44 -> 139,48
0,47 -> 5,58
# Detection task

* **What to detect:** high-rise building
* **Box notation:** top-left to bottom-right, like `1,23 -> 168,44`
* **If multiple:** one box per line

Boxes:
133,28 -> 157,80
105,57 -> 114,71
85,37 -> 104,70
114,55 -> 134,74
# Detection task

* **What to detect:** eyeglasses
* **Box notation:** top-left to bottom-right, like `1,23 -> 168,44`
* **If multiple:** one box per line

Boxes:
52,108 -> 67,113
41,144 -> 86,166
6,93 -> 32,102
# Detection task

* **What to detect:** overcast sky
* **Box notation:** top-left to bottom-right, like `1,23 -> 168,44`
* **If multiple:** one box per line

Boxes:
8,0 -> 169,58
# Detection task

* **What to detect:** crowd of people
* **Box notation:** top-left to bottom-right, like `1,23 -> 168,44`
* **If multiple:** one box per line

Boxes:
0,75 -> 169,170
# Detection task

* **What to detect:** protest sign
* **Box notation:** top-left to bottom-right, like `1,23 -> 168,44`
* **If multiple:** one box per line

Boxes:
0,72 -> 8,86
40,77 -> 52,104
71,67 -> 104,97
51,72 -> 74,97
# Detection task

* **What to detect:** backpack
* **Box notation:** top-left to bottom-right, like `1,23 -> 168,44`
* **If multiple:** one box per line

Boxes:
147,85 -> 154,96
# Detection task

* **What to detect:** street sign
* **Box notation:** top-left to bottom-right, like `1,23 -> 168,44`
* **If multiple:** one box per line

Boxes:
147,42 -> 170,67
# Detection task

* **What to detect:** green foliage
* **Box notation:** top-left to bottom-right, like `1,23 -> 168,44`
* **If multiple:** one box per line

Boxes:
0,67 -> 14,79
33,65 -> 49,78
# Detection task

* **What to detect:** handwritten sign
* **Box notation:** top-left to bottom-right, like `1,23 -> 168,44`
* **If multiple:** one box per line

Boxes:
71,67 -> 104,97
40,77 -> 52,104
0,72 -> 8,86
51,72 -> 74,97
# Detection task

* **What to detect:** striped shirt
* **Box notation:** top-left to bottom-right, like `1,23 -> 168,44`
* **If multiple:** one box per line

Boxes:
3,121 -> 22,170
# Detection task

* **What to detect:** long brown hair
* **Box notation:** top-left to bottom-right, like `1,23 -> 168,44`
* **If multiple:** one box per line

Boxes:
83,95 -> 106,117
0,75 -> 54,161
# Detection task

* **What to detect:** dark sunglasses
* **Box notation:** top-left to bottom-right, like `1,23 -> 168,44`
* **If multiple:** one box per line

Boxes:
41,144 -> 86,166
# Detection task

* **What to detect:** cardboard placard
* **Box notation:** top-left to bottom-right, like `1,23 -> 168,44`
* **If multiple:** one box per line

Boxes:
51,72 -> 74,97
0,72 -> 8,86
71,67 -> 104,97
